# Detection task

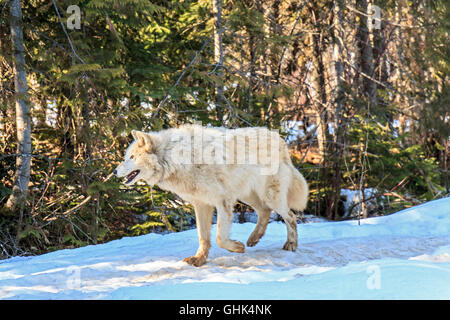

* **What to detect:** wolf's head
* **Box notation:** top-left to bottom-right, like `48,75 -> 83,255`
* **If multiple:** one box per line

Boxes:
114,130 -> 163,186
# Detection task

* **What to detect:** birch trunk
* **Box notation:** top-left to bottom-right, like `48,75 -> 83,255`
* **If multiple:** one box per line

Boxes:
5,0 -> 31,212
212,0 -> 225,121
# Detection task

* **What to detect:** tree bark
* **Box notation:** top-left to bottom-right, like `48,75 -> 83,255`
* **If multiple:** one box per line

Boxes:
5,0 -> 31,212
311,31 -> 327,164
328,0 -> 345,220
247,33 -> 255,114
358,0 -> 378,106
212,0 -> 225,122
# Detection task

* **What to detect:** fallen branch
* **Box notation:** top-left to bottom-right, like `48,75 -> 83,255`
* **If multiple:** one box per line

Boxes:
347,175 -> 416,217
383,192 -> 421,206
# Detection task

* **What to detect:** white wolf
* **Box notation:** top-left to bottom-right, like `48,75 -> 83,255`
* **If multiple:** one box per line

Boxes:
114,125 -> 308,266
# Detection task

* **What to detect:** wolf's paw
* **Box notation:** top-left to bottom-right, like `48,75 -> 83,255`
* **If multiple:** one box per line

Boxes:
217,238 -> 246,253
246,235 -> 260,247
231,240 -> 245,253
282,241 -> 298,252
183,255 -> 207,267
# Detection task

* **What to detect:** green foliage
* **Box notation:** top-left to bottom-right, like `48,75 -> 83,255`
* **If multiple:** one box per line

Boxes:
0,0 -> 448,258
346,113 -> 444,201
130,186 -> 195,236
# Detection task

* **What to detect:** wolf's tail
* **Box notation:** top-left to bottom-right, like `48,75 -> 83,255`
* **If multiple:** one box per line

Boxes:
287,166 -> 308,211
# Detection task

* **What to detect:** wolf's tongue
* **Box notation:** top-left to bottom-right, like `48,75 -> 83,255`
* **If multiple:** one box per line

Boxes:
125,170 -> 140,184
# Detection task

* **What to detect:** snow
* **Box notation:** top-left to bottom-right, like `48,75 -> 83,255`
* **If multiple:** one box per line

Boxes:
340,188 -> 378,218
1,197 -> 449,300
282,120 -> 307,143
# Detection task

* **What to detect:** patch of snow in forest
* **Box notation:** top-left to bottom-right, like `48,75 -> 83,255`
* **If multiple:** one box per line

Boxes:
0,197 -> 449,299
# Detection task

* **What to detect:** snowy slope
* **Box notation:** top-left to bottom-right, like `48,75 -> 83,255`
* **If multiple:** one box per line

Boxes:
1,197 -> 449,300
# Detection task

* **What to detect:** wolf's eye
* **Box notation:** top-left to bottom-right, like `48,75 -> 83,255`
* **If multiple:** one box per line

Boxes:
130,155 -> 135,160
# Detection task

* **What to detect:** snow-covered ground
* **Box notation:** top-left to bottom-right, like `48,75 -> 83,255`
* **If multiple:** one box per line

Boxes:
1,197 -> 449,300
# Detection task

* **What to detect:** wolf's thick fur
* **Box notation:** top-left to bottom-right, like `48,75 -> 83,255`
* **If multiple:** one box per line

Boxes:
115,125 -> 308,266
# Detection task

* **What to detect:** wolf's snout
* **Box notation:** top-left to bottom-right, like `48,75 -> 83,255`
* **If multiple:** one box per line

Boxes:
113,169 -> 117,176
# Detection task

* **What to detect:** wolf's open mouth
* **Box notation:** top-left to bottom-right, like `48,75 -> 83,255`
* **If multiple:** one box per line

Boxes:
125,170 -> 140,184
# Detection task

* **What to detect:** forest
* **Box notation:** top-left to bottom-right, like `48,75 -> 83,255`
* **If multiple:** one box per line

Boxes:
0,0 -> 448,259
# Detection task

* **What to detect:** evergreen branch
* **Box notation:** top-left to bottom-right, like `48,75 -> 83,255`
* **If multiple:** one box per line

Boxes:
151,38 -> 210,120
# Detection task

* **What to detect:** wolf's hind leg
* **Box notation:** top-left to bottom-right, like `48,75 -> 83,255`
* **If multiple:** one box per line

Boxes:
241,194 -> 271,247
280,210 -> 298,251
246,206 -> 271,247
216,200 -> 245,253
270,202 -> 298,251
183,202 -> 214,267
266,174 -> 298,251
241,192 -> 272,247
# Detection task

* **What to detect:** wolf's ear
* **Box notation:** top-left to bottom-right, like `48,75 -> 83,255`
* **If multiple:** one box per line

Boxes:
131,130 -> 155,153
131,130 -> 139,141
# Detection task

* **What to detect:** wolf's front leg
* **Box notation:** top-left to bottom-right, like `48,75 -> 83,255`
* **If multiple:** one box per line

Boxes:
216,200 -> 245,253
183,202 -> 214,267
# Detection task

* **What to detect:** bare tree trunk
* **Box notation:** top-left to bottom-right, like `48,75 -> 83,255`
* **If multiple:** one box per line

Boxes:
247,33 -> 255,114
5,0 -> 31,212
358,0 -> 378,106
311,31 -> 327,164
328,0 -> 345,220
332,0 -> 344,142
212,0 -> 225,122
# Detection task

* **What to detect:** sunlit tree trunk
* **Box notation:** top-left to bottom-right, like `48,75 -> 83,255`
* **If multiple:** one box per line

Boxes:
6,0 -> 31,212
311,32 -> 327,164
328,0 -> 345,220
212,0 -> 225,122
